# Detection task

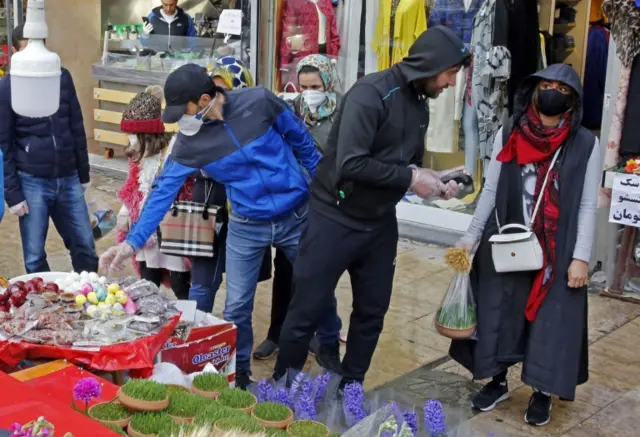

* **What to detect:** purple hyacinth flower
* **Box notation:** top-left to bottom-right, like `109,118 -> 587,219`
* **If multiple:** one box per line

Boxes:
295,392 -> 317,421
343,382 -> 367,427
313,373 -> 331,404
274,387 -> 289,406
257,379 -> 273,403
288,372 -> 305,408
402,410 -> 418,437
424,399 -> 446,437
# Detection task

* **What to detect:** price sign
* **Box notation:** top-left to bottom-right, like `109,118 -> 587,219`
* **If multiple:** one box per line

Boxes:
216,9 -> 243,36
609,174 -> 640,227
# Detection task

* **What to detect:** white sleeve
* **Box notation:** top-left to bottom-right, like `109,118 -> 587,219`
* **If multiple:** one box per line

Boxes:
460,129 -> 504,245
572,137 -> 602,262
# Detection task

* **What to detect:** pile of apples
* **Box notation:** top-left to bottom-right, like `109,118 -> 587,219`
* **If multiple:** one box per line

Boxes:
0,277 -> 57,312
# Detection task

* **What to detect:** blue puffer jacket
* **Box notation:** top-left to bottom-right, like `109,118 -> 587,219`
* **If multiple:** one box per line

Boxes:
125,86 -> 320,251
0,68 -> 90,207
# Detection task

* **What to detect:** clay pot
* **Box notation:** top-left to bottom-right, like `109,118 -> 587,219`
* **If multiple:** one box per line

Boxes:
435,322 -> 476,340
127,423 -> 157,437
169,414 -> 193,424
287,420 -> 329,437
117,387 -> 169,412
253,408 -> 294,429
191,386 -> 219,399
88,402 -> 132,429
223,393 -> 257,413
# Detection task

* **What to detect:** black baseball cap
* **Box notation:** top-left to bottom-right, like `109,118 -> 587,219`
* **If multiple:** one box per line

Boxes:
162,64 -> 214,123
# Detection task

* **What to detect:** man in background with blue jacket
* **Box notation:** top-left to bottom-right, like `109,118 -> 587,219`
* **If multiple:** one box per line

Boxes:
0,24 -> 98,274
141,0 -> 197,40
99,64 -> 322,389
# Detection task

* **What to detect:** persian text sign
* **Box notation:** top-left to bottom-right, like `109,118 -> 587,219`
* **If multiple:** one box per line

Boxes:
609,174 -> 640,227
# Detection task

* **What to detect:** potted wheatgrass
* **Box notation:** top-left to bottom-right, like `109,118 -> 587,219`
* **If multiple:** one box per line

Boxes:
287,420 -> 330,437
166,390 -> 203,424
88,401 -> 133,428
214,416 -> 265,434
191,372 -> 229,399
118,379 -> 169,412
252,401 -> 294,429
127,412 -> 173,437
217,387 -> 258,413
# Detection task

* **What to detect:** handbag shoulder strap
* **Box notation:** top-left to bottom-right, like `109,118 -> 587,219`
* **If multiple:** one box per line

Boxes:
495,146 -> 562,233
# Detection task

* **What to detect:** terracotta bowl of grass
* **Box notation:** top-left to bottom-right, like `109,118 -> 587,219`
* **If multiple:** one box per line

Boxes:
118,379 -> 169,412
127,412 -> 173,437
216,388 -> 258,413
88,401 -> 133,428
103,423 -> 128,436
193,401 -> 247,428
265,429 -> 292,437
252,401 -> 294,429
191,372 -> 229,399
214,416 -> 265,434
166,389 -> 204,424
287,420 -> 329,437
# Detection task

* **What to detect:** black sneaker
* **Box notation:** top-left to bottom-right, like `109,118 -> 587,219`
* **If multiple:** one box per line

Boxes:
235,370 -> 253,391
471,379 -> 509,412
309,336 -> 320,357
315,342 -> 342,374
253,339 -> 279,360
525,391 -> 552,426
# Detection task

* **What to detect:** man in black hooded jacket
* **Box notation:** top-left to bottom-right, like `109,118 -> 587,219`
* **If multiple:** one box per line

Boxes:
274,26 -> 472,385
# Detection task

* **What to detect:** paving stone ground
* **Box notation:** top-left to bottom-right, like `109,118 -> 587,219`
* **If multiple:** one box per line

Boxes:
1,172 -> 639,436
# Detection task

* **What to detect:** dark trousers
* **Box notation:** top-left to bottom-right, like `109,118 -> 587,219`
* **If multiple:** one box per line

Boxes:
139,261 -> 191,300
275,205 -> 398,383
267,248 -> 294,343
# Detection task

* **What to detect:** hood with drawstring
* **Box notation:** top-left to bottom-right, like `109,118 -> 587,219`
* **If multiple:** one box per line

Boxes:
310,26 -> 471,229
512,63 -> 584,132
397,25 -> 472,83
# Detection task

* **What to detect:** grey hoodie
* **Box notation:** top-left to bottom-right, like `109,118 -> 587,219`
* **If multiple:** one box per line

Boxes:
311,26 -> 471,229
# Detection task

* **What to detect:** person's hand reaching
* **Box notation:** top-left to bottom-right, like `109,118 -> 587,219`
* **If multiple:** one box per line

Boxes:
410,168 -> 446,199
568,259 -> 589,288
99,243 -> 135,274
142,22 -> 154,37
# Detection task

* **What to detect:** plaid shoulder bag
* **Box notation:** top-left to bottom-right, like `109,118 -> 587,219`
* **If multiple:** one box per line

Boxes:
158,180 -> 221,258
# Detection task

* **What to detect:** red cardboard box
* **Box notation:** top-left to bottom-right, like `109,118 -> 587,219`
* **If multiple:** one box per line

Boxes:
159,312 -> 237,385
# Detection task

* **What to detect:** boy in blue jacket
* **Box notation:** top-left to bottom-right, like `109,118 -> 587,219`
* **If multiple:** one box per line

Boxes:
0,24 -> 98,274
100,64 -> 321,389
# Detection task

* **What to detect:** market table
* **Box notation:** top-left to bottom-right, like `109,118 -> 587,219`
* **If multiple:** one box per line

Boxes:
0,370 -> 120,435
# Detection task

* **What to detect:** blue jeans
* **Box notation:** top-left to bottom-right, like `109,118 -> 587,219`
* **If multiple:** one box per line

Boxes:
224,201 -> 332,374
189,230 -> 226,313
18,172 -> 98,274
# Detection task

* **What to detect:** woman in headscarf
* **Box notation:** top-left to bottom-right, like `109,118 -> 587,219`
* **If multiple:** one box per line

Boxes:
292,54 -> 340,153
450,64 -> 601,427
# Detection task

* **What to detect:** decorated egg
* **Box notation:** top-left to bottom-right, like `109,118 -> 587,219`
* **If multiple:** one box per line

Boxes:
75,294 -> 87,306
99,276 -> 107,285
104,295 -> 116,306
86,305 -> 98,317
97,302 -> 110,308
88,272 -> 99,283
70,272 -> 80,281
87,292 -> 98,305
80,283 -> 93,296
124,298 -> 136,315
80,271 -> 89,279
112,302 -> 124,312
96,288 -> 108,302
116,294 -> 128,305
107,283 -> 120,295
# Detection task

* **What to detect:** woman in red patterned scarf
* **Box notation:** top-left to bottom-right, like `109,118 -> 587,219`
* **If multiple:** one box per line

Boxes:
450,64 -> 601,427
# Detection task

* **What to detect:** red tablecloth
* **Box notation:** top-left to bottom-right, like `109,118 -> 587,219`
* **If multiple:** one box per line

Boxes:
0,315 -> 179,377
0,371 -> 120,436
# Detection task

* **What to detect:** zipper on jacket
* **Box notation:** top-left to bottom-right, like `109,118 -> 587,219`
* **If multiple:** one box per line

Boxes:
167,18 -> 171,49
50,116 -> 58,178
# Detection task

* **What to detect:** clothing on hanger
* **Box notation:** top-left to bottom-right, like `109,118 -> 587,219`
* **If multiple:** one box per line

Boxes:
538,32 -> 548,70
582,25 -> 609,129
603,0 -> 640,68
427,0 -> 482,45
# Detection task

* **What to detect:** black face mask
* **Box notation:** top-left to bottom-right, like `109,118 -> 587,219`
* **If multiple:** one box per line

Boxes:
536,89 -> 573,116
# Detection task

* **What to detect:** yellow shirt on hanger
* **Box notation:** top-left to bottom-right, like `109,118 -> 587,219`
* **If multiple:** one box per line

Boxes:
372,0 -> 393,71
391,0 -> 427,65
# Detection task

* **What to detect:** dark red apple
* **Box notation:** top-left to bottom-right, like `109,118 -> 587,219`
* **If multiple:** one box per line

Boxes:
0,292 -> 8,304
24,282 -> 38,294
7,284 -> 21,295
13,281 -> 24,289
10,293 -> 23,307
0,303 -> 10,313
33,277 -> 44,285
44,283 -> 59,293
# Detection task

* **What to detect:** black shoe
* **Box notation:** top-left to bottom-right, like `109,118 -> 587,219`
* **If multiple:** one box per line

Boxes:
253,339 -> 279,360
235,370 -> 253,391
525,391 -> 552,426
315,342 -> 342,374
471,379 -> 509,412
309,336 -> 320,357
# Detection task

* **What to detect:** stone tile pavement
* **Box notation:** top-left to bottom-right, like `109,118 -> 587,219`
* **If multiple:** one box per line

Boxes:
1,172 -> 639,436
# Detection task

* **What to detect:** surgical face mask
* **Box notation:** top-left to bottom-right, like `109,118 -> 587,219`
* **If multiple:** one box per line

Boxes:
536,89 -> 573,117
178,97 -> 216,136
301,90 -> 327,113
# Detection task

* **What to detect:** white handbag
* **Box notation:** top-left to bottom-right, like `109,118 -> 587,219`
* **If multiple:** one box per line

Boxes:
488,147 -> 561,273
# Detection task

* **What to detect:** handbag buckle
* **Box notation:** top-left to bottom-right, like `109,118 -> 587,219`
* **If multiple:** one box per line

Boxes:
171,206 -> 178,217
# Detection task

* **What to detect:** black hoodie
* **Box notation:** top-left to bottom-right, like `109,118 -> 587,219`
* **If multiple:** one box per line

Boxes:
310,26 -> 471,230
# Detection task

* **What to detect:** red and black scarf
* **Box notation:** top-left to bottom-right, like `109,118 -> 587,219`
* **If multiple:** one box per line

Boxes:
497,105 -> 571,322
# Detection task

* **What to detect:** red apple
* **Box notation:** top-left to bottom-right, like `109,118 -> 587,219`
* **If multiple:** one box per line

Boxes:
13,281 -> 24,289
24,282 -> 38,294
10,293 -> 23,307
7,284 -> 21,295
44,283 -> 59,293
0,292 -> 8,304
33,277 -> 44,286
0,303 -> 10,313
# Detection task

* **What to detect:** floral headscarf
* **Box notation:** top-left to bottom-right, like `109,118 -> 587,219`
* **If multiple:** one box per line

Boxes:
210,56 -> 254,90
296,54 -> 338,124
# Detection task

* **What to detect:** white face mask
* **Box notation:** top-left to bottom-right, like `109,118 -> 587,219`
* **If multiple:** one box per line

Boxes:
178,97 -> 216,136
301,90 -> 327,113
